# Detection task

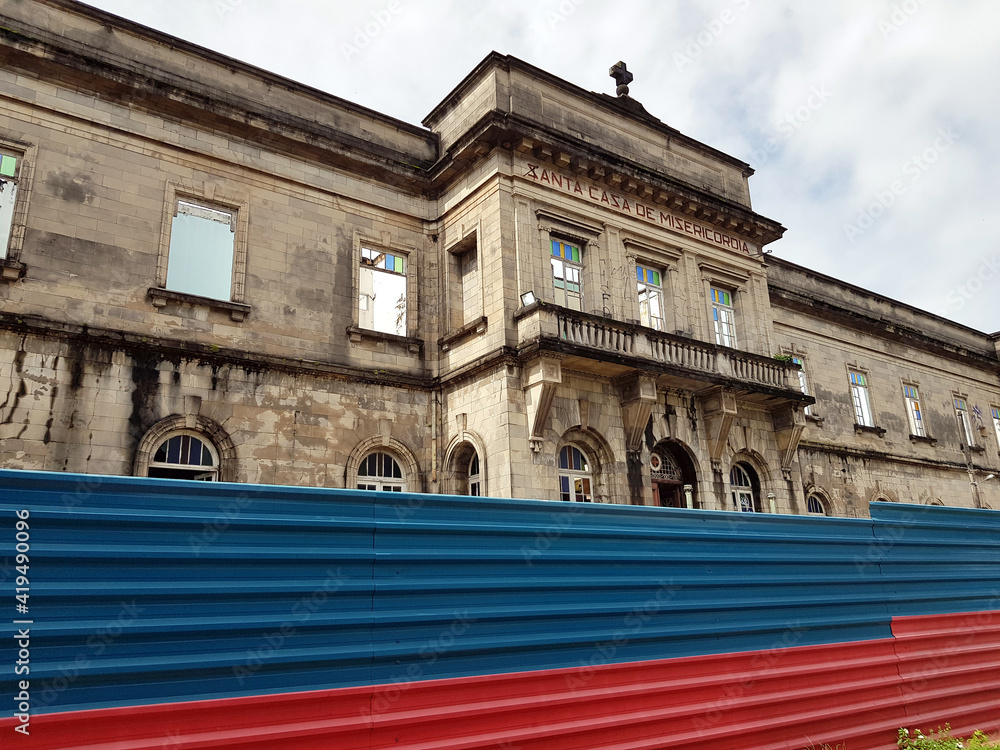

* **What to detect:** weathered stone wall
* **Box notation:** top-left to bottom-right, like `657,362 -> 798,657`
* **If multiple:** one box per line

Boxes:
0,330 -> 432,488
769,258 -> 1000,513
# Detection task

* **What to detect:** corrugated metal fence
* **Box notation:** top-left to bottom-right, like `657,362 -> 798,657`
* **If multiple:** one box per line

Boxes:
1,469 -> 998,749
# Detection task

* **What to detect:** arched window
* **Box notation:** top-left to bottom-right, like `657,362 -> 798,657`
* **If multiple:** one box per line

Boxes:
468,453 -> 482,497
559,445 -> 593,502
730,463 -> 760,513
358,452 -> 405,492
806,494 -> 828,515
148,432 -> 218,481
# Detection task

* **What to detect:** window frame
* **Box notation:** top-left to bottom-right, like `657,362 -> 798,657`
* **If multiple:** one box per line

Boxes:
991,405 -> 1000,452
730,462 -> 760,513
350,232 -> 419,345
358,245 -> 409,336
636,262 -> 666,331
468,452 -> 482,497
710,286 -> 737,348
357,451 -> 406,492
954,395 -> 976,448
806,494 -> 829,516
0,139 -> 36,279
789,355 -> 813,416
849,369 -> 874,428
152,183 -> 250,320
147,430 -> 220,481
550,238 -> 584,311
558,444 -> 593,503
902,384 -> 926,438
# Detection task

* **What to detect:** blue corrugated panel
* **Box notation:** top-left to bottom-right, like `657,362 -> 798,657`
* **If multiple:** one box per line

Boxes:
1,470 -> 377,713
871,502 -> 1000,616
2,468 -> 999,719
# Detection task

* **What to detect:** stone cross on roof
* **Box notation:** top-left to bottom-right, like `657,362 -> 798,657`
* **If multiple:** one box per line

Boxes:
610,61 -> 633,97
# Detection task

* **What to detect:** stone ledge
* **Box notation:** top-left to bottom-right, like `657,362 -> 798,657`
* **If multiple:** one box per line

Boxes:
0,258 -> 26,282
854,423 -> 886,437
147,287 -> 251,322
909,434 -> 937,446
347,325 -> 423,354
440,316 -> 487,351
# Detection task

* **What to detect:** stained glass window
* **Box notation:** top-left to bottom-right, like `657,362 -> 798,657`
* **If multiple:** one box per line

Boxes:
711,287 -> 736,347
551,240 -> 583,311
903,385 -> 925,437
955,398 -> 975,446
359,247 -> 408,335
849,371 -> 873,427
637,264 -> 664,331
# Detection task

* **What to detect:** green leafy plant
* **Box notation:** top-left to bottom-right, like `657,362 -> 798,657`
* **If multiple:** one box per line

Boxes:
898,725 -> 999,749
773,353 -> 795,363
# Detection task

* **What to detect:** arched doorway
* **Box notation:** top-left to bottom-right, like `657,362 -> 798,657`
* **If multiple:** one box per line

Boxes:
650,442 -> 698,508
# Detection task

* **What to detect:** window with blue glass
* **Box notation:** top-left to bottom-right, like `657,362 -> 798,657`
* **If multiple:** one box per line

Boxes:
558,445 -> 592,502
551,240 -> 582,311
148,433 -> 218,481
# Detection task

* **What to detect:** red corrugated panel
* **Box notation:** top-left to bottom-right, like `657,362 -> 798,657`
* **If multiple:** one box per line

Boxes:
4,639 -> 910,750
891,610 -> 1000,740
4,686 -> 375,749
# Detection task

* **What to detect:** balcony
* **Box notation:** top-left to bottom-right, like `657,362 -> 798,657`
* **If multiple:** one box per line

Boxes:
514,302 -> 807,406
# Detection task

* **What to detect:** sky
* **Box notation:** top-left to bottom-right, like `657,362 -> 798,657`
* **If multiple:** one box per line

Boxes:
80,0 -> 1000,335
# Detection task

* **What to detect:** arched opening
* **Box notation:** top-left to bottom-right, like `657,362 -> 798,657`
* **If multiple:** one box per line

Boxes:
357,451 -> 405,492
650,441 -> 698,509
148,431 -> 219,480
444,436 -> 486,496
345,437 -> 420,493
730,462 -> 761,513
468,453 -> 482,496
806,494 -> 828,515
134,415 -> 237,482
558,445 -> 593,502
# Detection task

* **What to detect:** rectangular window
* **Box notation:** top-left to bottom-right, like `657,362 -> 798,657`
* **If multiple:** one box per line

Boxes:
711,287 -> 736,347
0,148 -> 22,260
903,385 -> 925,437
359,247 -> 407,335
166,200 -> 237,300
789,356 -> 813,415
551,240 -> 582,311
637,264 -> 664,331
992,406 -> 1000,450
849,371 -> 873,427
955,397 -> 975,446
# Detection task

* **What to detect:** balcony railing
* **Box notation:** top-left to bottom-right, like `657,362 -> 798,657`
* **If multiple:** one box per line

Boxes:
516,303 -> 798,393
557,314 -> 635,356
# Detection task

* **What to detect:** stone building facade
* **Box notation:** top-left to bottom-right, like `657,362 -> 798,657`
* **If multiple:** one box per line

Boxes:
1,0 -> 997,515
